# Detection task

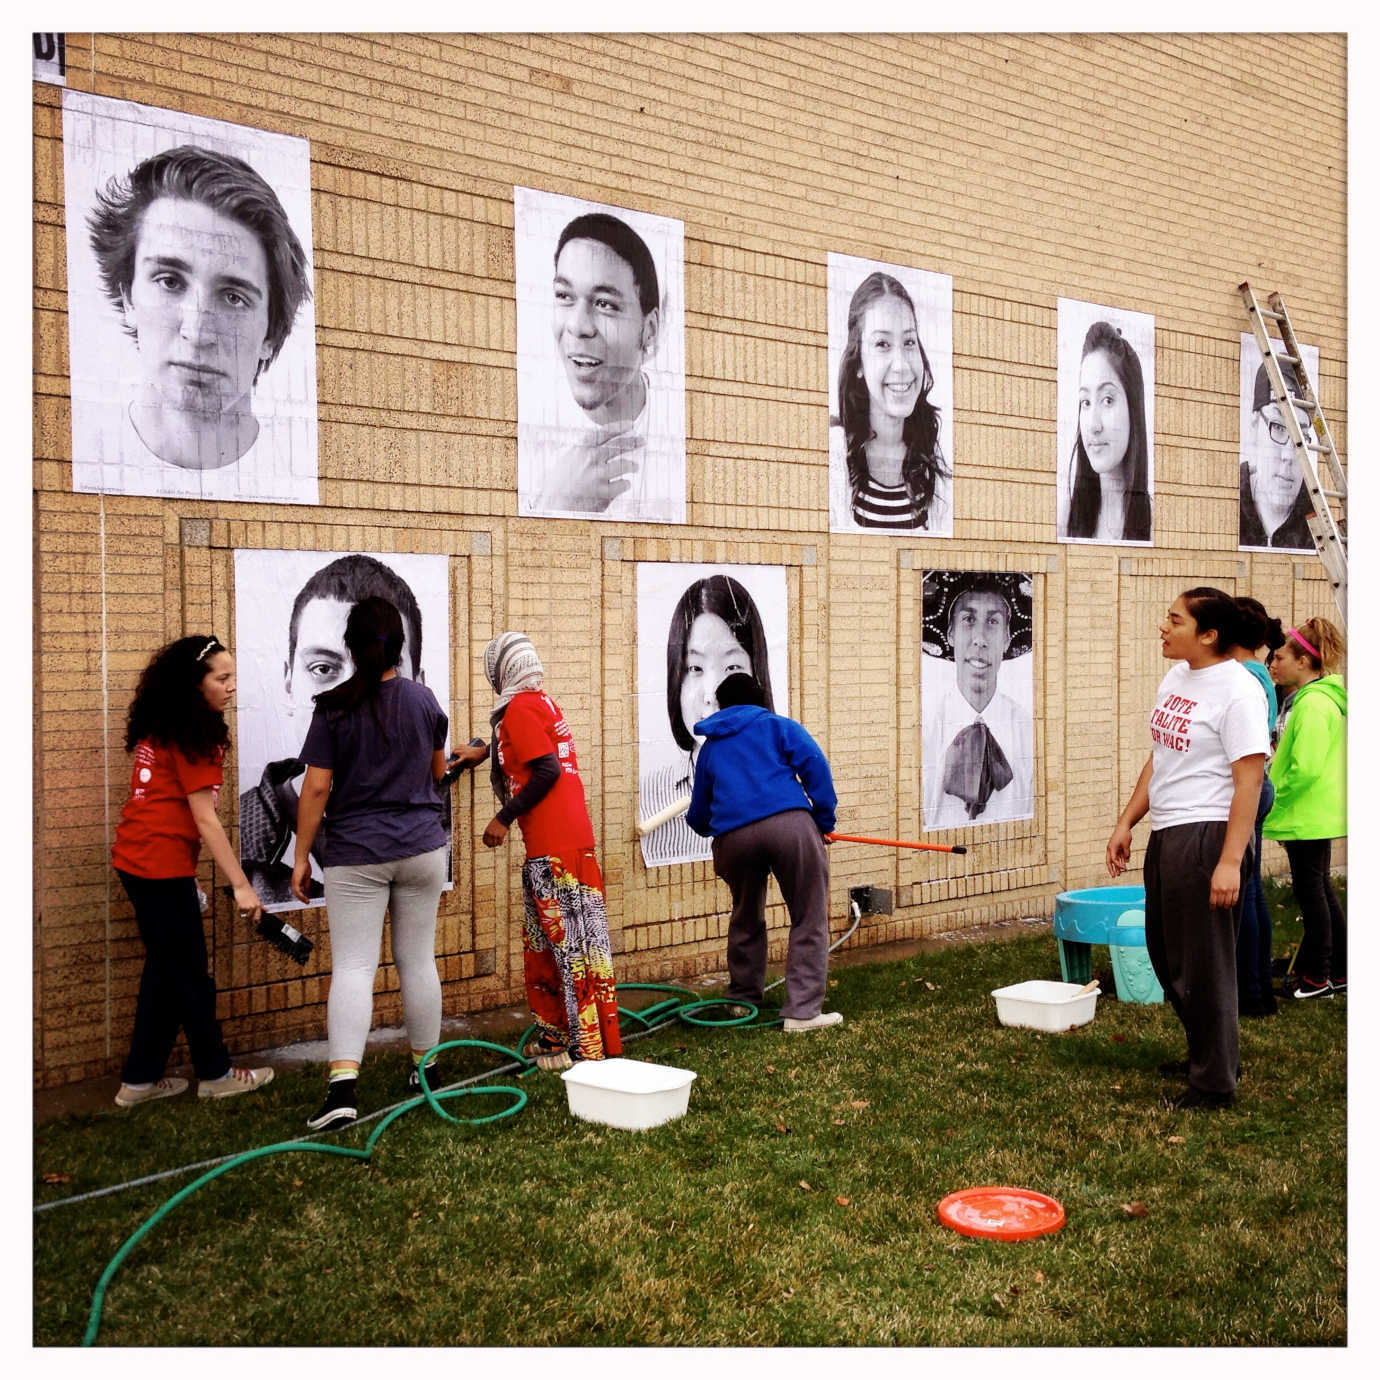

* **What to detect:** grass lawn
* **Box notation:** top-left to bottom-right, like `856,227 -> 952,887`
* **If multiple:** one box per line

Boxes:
34,879 -> 1346,1347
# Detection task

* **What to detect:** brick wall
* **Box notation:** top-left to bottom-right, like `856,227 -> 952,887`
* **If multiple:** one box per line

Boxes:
33,33 -> 1347,1086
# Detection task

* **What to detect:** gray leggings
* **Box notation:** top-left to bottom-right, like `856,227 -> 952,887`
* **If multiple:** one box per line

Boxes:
322,844 -> 446,1065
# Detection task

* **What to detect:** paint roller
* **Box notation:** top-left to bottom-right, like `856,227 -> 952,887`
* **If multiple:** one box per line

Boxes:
636,798 -> 969,856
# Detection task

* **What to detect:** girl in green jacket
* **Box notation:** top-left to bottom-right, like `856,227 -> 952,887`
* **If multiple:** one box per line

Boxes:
1265,616 -> 1347,998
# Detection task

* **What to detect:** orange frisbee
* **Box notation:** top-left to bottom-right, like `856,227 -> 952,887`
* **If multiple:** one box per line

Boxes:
936,1186 -> 1066,1240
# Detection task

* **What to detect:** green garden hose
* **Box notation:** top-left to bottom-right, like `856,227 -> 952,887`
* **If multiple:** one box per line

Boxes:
75,902 -> 863,1346
82,1042 -> 527,1347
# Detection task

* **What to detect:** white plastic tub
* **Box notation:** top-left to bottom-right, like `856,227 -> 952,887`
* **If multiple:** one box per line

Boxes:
991,979 -> 1099,1032
560,1057 -> 697,1130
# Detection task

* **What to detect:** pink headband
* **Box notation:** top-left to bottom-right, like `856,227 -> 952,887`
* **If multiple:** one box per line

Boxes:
1287,627 -> 1321,660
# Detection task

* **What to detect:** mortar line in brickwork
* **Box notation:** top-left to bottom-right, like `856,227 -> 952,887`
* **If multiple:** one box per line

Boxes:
99,496 -> 111,1060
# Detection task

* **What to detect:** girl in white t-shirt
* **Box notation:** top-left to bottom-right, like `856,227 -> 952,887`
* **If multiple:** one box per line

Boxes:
1106,587 -> 1269,1110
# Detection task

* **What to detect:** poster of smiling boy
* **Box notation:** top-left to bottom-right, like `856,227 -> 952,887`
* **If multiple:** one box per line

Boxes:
62,91 -> 318,504
1055,297 -> 1155,545
514,187 -> 686,523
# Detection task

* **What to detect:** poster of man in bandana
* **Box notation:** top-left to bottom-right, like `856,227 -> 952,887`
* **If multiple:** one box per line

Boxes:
921,570 -> 1034,831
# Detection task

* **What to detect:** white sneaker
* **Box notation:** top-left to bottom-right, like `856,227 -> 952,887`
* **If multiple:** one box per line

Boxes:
197,1066 -> 275,1099
783,1012 -> 844,1032
114,1076 -> 189,1107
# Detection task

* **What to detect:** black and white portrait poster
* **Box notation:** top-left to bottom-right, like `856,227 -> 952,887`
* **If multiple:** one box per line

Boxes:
921,570 -> 1034,832
827,252 -> 954,536
1055,298 -> 1154,545
62,91 -> 318,504
514,186 -> 686,523
636,563 -> 789,867
233,550 -> 452,910
1238,332 -> 1321,552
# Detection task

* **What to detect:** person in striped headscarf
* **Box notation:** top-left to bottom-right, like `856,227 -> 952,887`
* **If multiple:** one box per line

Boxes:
478,633 -> 622,1071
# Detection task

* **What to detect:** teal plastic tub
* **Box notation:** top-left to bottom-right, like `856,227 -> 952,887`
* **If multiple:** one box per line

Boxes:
1052,886 -> 1162,1004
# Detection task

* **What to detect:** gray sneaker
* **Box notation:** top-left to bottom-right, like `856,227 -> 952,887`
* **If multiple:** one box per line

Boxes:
783,1012 -> 844,1032
115,1076 -> 189,1107
197,1066 -> 275,1099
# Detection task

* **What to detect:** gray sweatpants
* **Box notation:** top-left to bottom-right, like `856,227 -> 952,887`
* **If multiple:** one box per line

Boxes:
1144,822 -> 1249,1097
321,844 -> 447,1065
711,808 -> 831,1021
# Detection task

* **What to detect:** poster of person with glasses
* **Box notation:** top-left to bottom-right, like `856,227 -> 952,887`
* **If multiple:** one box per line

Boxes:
1238,332 -> 1322,552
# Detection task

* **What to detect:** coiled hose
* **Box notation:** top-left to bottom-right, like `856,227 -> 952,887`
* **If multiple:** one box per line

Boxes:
75,900 -> 861,1346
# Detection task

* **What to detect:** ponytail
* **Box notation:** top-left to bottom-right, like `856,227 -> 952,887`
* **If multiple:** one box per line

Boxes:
1235,596 -> 1285,654
313,596 -> 405,720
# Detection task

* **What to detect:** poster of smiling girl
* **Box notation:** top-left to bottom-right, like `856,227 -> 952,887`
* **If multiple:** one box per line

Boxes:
62,91 -> 318,504
1055,298 -> 1155,545
827,252 -> 954,536
636,562 -> 789,867
515,186 -> 686,524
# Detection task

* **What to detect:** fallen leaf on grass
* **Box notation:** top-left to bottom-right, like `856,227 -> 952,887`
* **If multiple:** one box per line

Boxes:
1110,1034 -> 1127,1043
784,1288 -> 795,1298
764,1065 -> 776,1074
40,1171 -> 71,1185
1167,1135 -> 1185,1145
775,1122 -> 789,1133
849,1099 -> 870,1110
992,1293 -> 1005,1308
1035,1270 -> 1045,1284
1122,1201 -> 1149,1218
798,1180 -> 812,1191
831,1117 -> 846,1125
835,1196 -> 851,1206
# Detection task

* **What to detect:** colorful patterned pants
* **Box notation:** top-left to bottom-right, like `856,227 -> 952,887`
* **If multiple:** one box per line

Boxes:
521,849 -> 622,1061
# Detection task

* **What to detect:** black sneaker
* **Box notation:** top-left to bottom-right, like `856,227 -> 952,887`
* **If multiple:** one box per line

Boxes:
1171,1086 -> 1235,1111
407,1060 -> 438,1093
1293,976 -> 1334,1000
306,1078 -> 358,1130
1329,975 -> 1347,995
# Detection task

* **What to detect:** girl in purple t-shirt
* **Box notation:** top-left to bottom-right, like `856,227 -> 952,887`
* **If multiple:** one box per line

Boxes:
292,596 -> 461,1131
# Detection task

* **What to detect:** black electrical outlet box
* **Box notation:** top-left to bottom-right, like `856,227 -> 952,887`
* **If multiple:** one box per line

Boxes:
849,885 -> 893,916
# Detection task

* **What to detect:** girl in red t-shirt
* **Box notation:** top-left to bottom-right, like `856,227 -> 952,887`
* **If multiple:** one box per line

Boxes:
469,632 -> 622,1072
110,636 -> 275,1107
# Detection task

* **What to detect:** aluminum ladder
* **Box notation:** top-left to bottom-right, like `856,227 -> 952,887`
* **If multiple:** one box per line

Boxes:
1238,282 -> 1347,627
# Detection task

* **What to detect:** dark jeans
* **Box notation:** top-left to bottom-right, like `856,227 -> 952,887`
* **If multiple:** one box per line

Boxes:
1236,776 -> 1276,1009
1144,822 -> 1248,1096
711,809 -> 831,1021
117,871 -> 231,1084
1283,838 -> 1346,982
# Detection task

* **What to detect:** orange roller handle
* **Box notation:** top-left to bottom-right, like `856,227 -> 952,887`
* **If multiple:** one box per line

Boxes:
826,832 -> 967,855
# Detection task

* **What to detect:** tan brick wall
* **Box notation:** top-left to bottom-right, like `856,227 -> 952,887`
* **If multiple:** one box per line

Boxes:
33,33 -> 1347,1086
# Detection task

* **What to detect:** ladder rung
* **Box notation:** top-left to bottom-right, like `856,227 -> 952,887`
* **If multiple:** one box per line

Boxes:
1273,353 -> 1300,366
1257,306 -> 1285,321
1300,440 -> 1333,454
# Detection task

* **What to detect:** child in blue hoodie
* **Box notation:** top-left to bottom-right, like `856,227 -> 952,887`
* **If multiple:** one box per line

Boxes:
686,673 -> 842,1031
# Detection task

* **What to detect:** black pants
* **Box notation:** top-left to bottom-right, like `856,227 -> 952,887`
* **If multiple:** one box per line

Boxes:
117,871 -> 231,1083
711,809 -> 831,1021
1144,823 -> 1248,1097
1283,839 -> 1346,983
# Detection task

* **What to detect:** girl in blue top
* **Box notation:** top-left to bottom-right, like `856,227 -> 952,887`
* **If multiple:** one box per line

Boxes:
1231,597 -> 1284,1017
